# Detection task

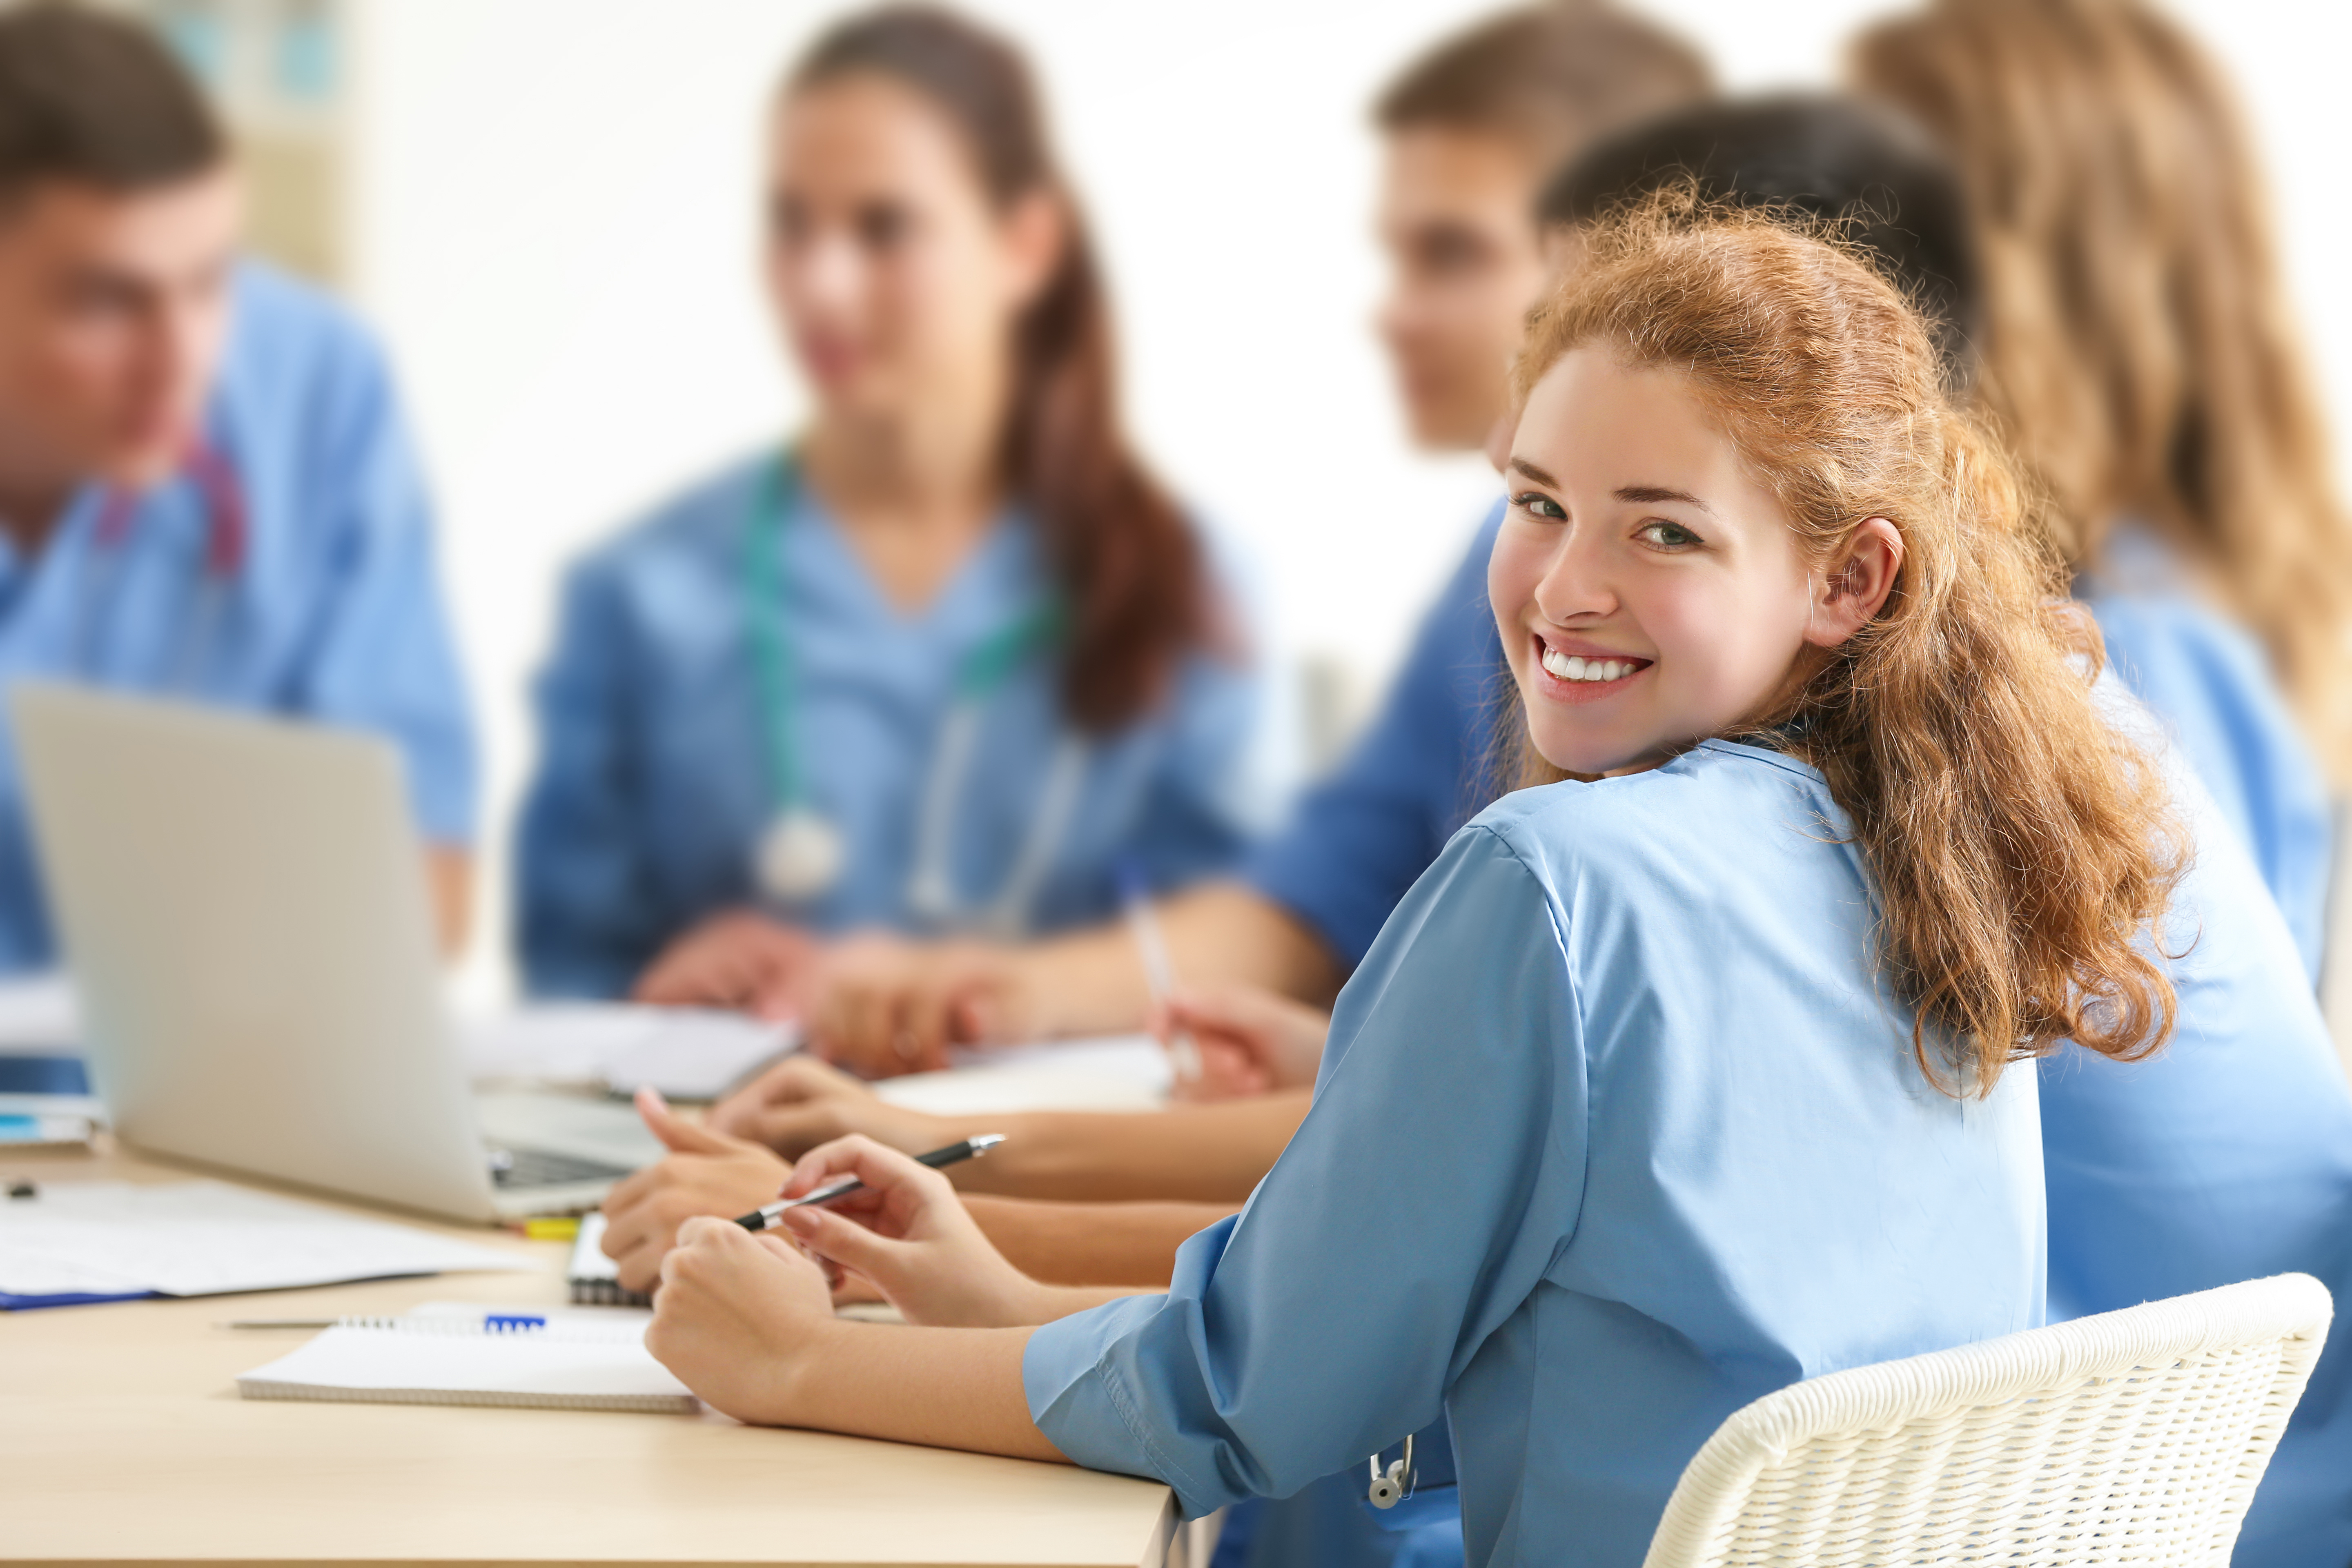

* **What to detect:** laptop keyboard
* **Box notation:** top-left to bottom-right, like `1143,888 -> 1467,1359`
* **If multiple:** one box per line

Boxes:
485,1145 -> 631,1189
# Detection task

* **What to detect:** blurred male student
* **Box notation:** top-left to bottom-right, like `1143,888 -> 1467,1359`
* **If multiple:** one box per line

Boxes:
0,2 -> 476,968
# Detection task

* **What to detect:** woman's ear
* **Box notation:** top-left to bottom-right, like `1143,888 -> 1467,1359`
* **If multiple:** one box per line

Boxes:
1000,187 -> 1067,310
1804,517 -> 1904,648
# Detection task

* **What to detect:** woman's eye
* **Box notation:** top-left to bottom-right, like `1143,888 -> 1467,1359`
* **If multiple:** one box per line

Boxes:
1635,519 -> 1702,549
1513,491 -> 1567,522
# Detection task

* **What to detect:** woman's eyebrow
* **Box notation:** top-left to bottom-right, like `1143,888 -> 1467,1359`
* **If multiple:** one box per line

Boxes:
1615,484 -> 1716,516
1508,457 -> 1561,488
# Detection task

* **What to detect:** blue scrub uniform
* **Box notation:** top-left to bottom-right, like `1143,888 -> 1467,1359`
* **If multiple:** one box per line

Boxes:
517,456 -> 1283,998
0,261 -> 476,973
1233,502 -> 2350,1566
2040,692 -> 2352,1568
1243,505 -> 1505,971
1028,739 -> 2048,1568
2077,524 -> 2332,982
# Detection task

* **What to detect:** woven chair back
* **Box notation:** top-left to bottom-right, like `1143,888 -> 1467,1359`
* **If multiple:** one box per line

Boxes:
1643,1273 -> 2333,1568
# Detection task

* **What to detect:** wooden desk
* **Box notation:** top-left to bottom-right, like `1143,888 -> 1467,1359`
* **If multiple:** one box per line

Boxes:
0,1143 -> 1188,1568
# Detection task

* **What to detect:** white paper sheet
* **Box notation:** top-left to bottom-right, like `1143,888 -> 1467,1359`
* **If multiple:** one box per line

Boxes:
0,973 -> 81,1055
237,1314 -> 693,1411
0,1180 -> 532,1298
873,1033 -> 1174,1116
460,1003 -> 794,1100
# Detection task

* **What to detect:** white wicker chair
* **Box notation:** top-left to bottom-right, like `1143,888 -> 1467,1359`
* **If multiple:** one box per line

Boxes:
1642,1273 -> 2333,1568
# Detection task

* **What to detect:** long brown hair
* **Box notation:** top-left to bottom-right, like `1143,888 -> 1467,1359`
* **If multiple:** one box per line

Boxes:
1512,193 -> 2185,1095
1854,0 -> 2352,775
788,6 -> 1202,731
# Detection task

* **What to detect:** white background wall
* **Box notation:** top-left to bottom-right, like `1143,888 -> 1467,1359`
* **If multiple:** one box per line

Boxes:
338,0 -> 2352,1004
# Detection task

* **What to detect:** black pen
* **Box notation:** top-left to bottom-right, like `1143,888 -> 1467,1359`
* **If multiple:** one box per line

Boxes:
733,1134 -> 1005,1232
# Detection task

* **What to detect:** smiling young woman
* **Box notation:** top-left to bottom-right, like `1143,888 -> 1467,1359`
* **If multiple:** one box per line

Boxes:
619,199 -> 2336,1568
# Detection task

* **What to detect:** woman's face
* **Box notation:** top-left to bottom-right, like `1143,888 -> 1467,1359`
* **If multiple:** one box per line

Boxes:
764,74 -> 1058,425
1490,349 -> 1824,776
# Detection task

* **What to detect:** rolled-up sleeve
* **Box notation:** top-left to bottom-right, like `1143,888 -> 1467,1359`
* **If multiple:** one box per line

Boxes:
1024,824 -> 1588,1516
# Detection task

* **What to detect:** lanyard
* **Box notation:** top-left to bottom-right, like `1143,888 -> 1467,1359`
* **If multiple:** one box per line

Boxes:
744,453 -> 1077,932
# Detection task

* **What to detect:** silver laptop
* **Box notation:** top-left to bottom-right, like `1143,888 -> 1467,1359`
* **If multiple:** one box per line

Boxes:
10,683 -> 659,1223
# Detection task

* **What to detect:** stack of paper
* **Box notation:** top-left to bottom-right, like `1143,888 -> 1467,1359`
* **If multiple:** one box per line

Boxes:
874,1033 -> 1174,1116
0,1180 -> 530,1310
460,1003 -> 795,1101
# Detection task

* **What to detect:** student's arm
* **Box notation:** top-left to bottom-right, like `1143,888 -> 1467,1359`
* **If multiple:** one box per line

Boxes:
646,1216 -> 1062,1458
512,564 -> 666,998
800,881 -> 1341,1076
600,1091 -> 1233,1294
649,827 -> 1583,1491
424,846 -> 472,959
959,1195 -> 1235,1286
707,1055 -> 1310,1202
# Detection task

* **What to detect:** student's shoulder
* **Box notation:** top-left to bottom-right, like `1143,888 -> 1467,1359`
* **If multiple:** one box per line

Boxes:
570,457 -> 767,589
220,259 -> 393,396
1467,739 -> 1836,889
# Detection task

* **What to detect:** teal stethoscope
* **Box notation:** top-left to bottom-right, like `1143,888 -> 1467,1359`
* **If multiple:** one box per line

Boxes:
745,454 -> 1089,935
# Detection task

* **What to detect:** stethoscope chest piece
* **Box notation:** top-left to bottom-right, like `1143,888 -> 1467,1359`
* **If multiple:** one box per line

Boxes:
755,805 -> 847,904
1367,1434 -> 1415,1509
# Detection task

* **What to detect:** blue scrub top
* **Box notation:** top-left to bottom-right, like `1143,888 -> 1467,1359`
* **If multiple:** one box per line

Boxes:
1028,739 -> 2047,1568
2077,525 -> 2332,982
2040,692 -> 2352,1568
0,261 -> 477,973
517,455 -> 1283,998
1243,503 -> 1505,969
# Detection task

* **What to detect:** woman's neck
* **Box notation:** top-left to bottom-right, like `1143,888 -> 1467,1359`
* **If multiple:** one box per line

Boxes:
800,389 -> 1007,615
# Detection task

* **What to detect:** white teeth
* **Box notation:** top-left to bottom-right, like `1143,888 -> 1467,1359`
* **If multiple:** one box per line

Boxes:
1541,646 -> 1640,683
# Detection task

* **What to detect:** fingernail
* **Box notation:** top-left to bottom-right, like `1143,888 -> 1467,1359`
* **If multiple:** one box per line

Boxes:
779,1206 -> 818,1233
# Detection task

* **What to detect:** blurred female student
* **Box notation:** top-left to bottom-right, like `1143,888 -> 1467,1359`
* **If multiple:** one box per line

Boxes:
1857,0 -> 2352,980
638,202 -> 2213,1567
517,5 -> 1282,999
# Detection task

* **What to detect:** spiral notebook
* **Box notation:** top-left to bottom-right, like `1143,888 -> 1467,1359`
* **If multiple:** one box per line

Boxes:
567,1212 -> 650,1307
236,1312 -> 695,1414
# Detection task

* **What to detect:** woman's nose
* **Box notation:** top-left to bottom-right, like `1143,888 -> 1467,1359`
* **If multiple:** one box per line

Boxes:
1533,532 -> 1617,622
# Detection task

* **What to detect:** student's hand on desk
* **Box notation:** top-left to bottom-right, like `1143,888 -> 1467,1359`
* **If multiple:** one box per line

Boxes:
601,1088 -> 797,1294
803,932 -> 1034,1075
769,1134 -> 1048,1327
707,1054 -> 952,1160
1156,983 -> 1332,1102
632,909 -> 819,1020
645,1214 -> 841,1426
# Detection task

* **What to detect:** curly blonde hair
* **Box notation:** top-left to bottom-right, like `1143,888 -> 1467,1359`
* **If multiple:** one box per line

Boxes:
1512,193 -> 2186,1095
1854,0 -> 2352,775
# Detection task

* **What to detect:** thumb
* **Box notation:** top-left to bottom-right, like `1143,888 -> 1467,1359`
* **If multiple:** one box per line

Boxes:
634,1085 -> 742,1156
778,1204 -> 908,1285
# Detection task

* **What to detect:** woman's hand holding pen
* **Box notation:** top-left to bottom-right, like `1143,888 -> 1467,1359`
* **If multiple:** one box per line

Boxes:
602,1088 -> 797,1293
1155,984 -> 1332,1103
763,1134 -> 1053,1328
646,1212 -> 844,1428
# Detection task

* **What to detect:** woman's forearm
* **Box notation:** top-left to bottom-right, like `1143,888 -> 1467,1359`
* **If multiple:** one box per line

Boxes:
963,1195 -> 1235,1285
945,1089 -> 1311,1203
1009,882 -> 1345,1037
790,1320 -> 1066,1461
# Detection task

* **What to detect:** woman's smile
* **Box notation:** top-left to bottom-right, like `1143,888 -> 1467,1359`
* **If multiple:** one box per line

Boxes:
1531,632 -> 1651,704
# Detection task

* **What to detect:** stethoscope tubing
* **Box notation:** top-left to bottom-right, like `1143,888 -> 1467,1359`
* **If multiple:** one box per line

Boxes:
78,439 -> 246,689
748,452 -> 1082,935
